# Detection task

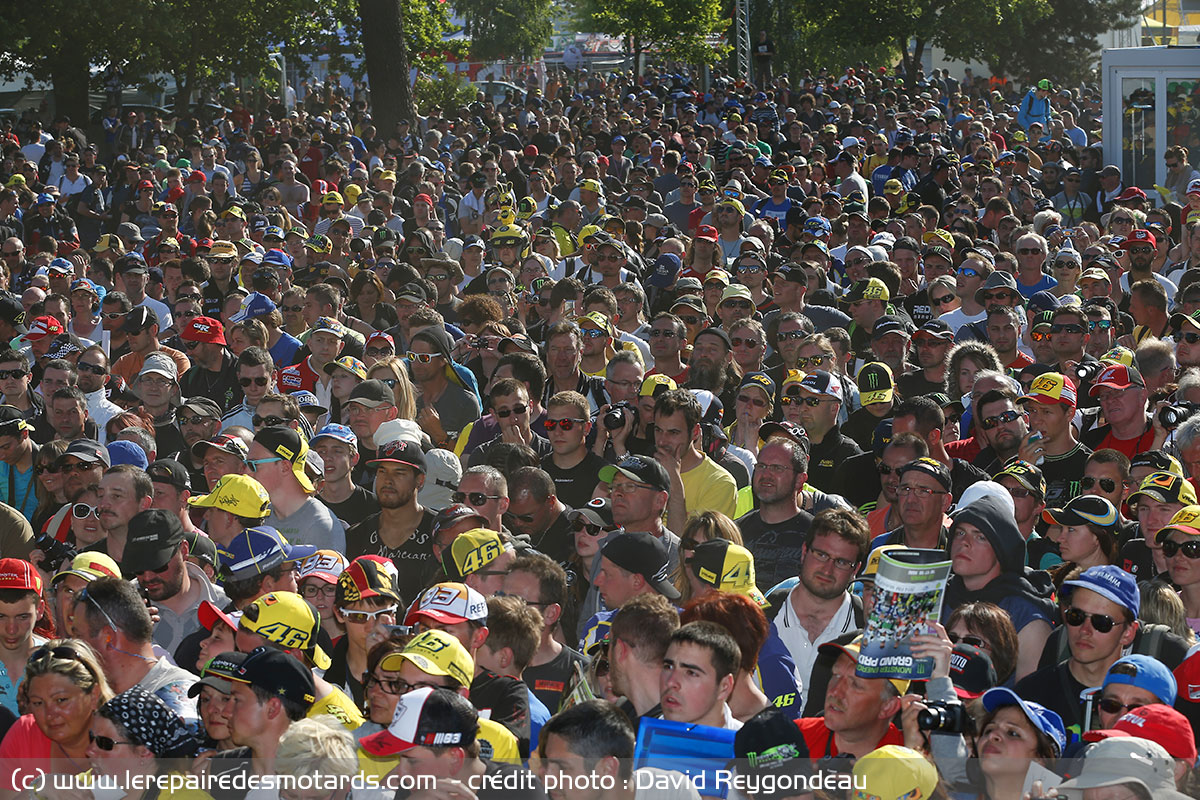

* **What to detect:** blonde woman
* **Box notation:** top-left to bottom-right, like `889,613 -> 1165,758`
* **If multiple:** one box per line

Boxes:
367,357 -> 418,420
673,511 -> 744,602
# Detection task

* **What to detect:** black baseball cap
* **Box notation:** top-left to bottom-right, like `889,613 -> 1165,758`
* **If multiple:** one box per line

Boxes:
147,458 -> 191,491
897,457 -> 952,492
600,532 -> 680,600
733,707 -> 814,797
58,439 -> 110,467
758,420 -> 811,454
228,647 -> 316,709
123,509 -> 185,573
345,379 -> 395,409
121,306 -> 158,333
565,497 -> 617,529
0,293 -> 28,334
371,438 -> 427,473
599,455 -> 670,492
949,643 -> 999,699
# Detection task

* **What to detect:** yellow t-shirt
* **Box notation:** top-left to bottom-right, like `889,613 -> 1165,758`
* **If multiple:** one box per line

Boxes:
310,686 -> 366,729
681,455 -> 737,518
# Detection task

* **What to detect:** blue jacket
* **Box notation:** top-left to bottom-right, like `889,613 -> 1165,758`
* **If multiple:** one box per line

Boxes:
1017,89 -> 1051,131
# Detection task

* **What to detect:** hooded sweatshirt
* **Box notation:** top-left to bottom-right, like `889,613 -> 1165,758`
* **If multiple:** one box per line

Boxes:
943,494 -> 1059,633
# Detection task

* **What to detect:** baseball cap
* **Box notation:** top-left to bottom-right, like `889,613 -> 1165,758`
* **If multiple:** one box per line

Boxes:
1088,363 -> 1144,396
190,432 -> 250,462
345,380 -> 394,410
980,687 -> 1067,757
565,497 -> 617,530
216,526 -> 317,582
227,647 -> 316,709
1062,565 -> 1140,618
853,746 -> 939,800
599,455 -> 670,493
948,644 -> 998,699
686,540 -> 767,607
1129,472 -> 1198,508
738,371 -> 775,399
197,600 -> 243,634
870,316 -> 912,341
336,556 -> 401,605
26,316 -> 64,341
123,509 -> 185,573
601,532 -> 680,600
861,544 -> 905,580
914,319 -> 954,341
798,370 -> 842,401
1056,737 -> 1186,799
297,550 -> 350,585
733,707 -> 813,796
107,440 -> 148,469
441,529 -> 512,583
311,423 -> 357,451
323,355 -> 367,380
1131,451 -> 1185,478
187,651 -> 243,698
311,316 -> 347,338
844,277 -> 890,303
58,439 -> 110,468
720,284 -> 753,305
433,504 -> 489,538
230,293 -> 277,323
187,474 -> 270,519
857,362 -> 894,406
1042,494 -> 1118,529
360,687 -> 478,757
121,306 -> 157,333
405,582 -> 488,627
818,637 -> 909,695
51,552 -> 121,586
137,352 -> 178,383
146,458 -> 191,492
181,316 -> 226,345
0,558 -> 42,594
253,426 -> 314,492
1018,372 -> 1078,408
1084,705 -> 1197,763
1101,654 -> 1177,705
371,438 -> 427,473
381,629 -> 475,688
996,459 -> 1046,500
897,456 -> 952,492
1155,505 -> 1200,542
239,591 -> 331,669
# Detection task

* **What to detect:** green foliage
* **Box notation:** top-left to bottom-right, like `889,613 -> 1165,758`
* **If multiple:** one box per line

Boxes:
572,0 -> 728,68
414,70 -> 477,112
457,0 -> 554,61
985,0 -> 1139,84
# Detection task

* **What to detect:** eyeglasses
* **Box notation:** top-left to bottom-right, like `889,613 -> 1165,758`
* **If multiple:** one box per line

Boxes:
805,546 -> 857,571
596,254 -> 623,263
300,584 -> 337,599
1017,247 -> 1044,255
0,369 -> 27,379
89,731 -> 134,751
737,264 -> 765,274
177,293 -> 202,302
342,605 -> 399,624
1111,217 -> 1135,225
545,418 -> 586,431
723,300 -> 753,310
1128,246 -> 1153,255
452,491 -> 502,505
79,588 -> 122,634
1162,539 -> 1200,559
1177,332 -> 1200,345
947,632 -> 988,649
649,329 -> 677,338
981,410 -> 1021,429
252,415 -> 288,428
1050,323 -> 1085,334
797,354 -> 833,369
209,257 -> 235,265
737,393 -> 767,408
246,456 -> 284,472
495,403 -> 528,419
677,315 -> 703,326
239,377 -> 269,387
897,485 -> 947,498
982,291 -> 1015,303
282,305 -> 304,313
930,294 -> 956,307
1080,476 -> 1119,493
406,352 -> 438,363
1063,606 -> 1120,633
72,503 -> 101,520
365,347 -> 393,358
0,251 -> 22,258
60,462 -> 98,474
847,257 -> 872,268
365,675 -> 443,696
731,337 -> 761,349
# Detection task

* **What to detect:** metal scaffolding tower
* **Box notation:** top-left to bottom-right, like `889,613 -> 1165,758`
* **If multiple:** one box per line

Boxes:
735,0 -> 752,82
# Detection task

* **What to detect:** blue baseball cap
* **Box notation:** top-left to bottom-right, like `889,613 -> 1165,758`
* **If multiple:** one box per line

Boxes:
1063,565 -> 1140,618
803,216 -> 832,236
288,390 -> 326,411
240,250 -> 263,265
262,226 -> 286,241
107,440 -> 149,470
36,193 -> 55,205
70,278 -> 106,301
230,292 -> 277,323
216,526 -> 318,581
262,249 -> 293,269
981,688 -> 1067,757
312,423 -> 357,450
1102,655 -> 1177,705
48,258 -> 73,275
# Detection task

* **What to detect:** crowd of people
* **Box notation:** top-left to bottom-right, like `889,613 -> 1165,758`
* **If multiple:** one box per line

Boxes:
0,60 -> 1197,800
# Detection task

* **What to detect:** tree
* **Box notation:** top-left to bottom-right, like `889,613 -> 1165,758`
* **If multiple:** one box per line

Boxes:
457,0 -> 554,62
985,0 -> 1139,84
572,0 -> 728,75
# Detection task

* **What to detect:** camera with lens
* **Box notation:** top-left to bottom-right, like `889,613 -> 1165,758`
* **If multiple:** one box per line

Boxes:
604,401 -> 639,430
1075,361 -> 1103,384
1158,402 -> 1200,430
917,701 -> 973,734
33,533 -> 77,575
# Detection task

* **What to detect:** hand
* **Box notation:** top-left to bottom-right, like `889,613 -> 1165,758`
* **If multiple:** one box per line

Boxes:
1017,430 -> 1045,463
610,408 -> 635,451
656,441 -> 683,474
501,421 -> 532,446
909,622 -> 954,679
899,694 -> 930,752
416,406 -> 446,439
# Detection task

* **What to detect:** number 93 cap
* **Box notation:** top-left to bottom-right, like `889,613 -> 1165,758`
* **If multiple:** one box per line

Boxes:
238,591 -> 331,670
685,539 -> 767,608
441,528 -> 511,582
405,582 -> 488,627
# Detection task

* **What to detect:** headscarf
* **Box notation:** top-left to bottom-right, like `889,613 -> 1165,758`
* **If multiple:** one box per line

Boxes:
99,686 -> 201,759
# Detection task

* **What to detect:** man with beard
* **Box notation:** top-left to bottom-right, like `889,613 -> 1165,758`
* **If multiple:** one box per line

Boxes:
986,306 -> 1032,371
897,320 -> 954,398
1122,228 -> 1176,304
735,437 -> 814,589
124,508 -> 227,655
345,438 -> 440,592
686,328 -> 739,420
970,389 -> 1030,475
767,509 -> 869,706
798,371 -> 862,492
607,593 -> 679,723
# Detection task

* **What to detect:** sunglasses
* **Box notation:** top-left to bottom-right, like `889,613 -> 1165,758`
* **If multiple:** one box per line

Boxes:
957,267 -> 980,278
72,503 -> 101,520
1162,539 -> 1200,559
89,732 -> 134,751
239,377 -> 269,387
495,403 -> 528,419
0,369 -> 27,379
1031,330 -> 1051,342
1178,332 -> 1200,345
365,347 -> 394,357
342,605 -> 399,623
1050,323 -> 1085,334
947,632 -> 988,649
1111,217 -> 1135,225
545,418 -> 586,431
406,352 -> 437,363
177,414 -> 214,426
723,300 -> 753,310
1080,476 -> 1119,493
930,294 -> 956,307
1063,606 -> 1120,633
1017,247 -> 1044,255
677,315 -> 703,326
796,354 -> 833,368
580,328 -> 608,339
252,415 -> 288,427
60,462 -> 98,474
731,337 -> 761,348
451,491 -> 502,505
1097,697 -> 1145,717
737,393 -> 767,408
981,410 -> 1021,429
1088,320 -> 1113,331
282,305 -> 304,313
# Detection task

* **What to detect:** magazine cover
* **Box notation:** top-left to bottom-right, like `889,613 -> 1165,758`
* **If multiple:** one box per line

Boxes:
857,548 -> 953,682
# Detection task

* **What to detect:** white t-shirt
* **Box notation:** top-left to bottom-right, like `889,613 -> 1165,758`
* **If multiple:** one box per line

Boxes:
938,306 -> 986,335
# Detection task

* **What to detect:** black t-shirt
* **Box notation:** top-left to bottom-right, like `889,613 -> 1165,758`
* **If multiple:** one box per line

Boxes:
1014,661 -> 1089,738
896,368 -> 944,399
808,428 -> 863,493
180,351 -> 243,413
524,645 -> 589,714
344,509 -> 440,603
1040,442 -> 1093,508
842,406 -> 894,451
318,485 -> 381,529
735,508 -> 814,590
540,451 -> 609,510
471,670 -> 531,758
901,287 -> 934,328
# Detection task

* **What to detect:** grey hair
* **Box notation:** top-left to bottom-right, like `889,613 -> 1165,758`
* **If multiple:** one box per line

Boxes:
1177,368 -> 1200,401
1176,414 -> 1200,453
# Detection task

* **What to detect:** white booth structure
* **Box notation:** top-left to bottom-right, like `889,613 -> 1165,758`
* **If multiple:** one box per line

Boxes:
1101,45 -> 1200,193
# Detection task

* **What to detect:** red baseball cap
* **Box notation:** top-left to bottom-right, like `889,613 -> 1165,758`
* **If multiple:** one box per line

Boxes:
1088,363 -> 1145,396
413,193 -> 434,207
1083,704 -> 1197,762
0,558 -> 43,595
1126,228 -> 1157,248
523,145 -> 538,158
366,331 -> 394,350
137,180 -> 155,191
182,316 -> 227,345
695,224 -> 718,242
26,316 -> 64,341
186,170 -> 207,184
1115,186 -> 1148,203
